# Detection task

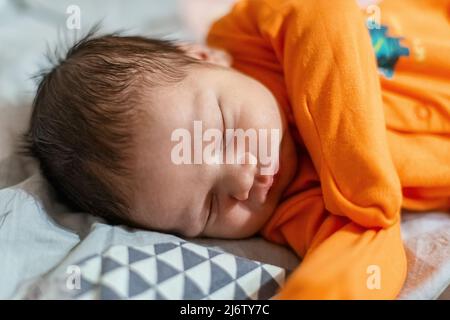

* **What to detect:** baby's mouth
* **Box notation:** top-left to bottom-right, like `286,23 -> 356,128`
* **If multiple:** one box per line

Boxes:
255,173 -> 274,186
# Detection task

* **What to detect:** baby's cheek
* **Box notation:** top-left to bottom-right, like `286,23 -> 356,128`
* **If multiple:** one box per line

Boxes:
216,207 -> 264,238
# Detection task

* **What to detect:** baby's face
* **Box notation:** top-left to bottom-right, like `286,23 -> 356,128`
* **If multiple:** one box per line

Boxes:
132,63 -> 298,239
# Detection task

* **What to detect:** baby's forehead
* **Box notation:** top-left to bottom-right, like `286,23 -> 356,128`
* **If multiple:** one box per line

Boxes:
137,81 -> 219,134
131,68 -> 222,190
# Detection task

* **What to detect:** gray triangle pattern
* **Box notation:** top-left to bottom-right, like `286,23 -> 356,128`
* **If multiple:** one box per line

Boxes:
183,275 -> 205,299
100,284 -> 122,300
156,258 -> 179,284
128,247 -> 152,264
129,269 -> 153,297
154,242 -> 178,255
101,256 -> 123,274
181,246 -> 208,270
233,283 -> 251,300
207,248 -> 222,259
235,256 -> 260,278
258,268 -> 281,300
209,261 -> 234,294
73,242 -> 286,300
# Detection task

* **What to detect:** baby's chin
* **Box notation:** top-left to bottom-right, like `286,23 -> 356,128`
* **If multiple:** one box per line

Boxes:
213,199 -> 281,239
206,219 -> 269,239
221,137 -> 298,239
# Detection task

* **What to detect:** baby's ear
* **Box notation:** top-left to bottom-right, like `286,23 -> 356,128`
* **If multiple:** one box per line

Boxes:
179,43 -> 232,67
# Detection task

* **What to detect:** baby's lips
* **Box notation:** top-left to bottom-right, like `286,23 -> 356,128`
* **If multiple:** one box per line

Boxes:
255,173 -> 274,187
251,173 -> 274,204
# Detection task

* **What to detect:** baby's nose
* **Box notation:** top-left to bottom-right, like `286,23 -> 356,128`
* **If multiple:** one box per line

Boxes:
226,152 -> 258,201
233,189 -> 250,201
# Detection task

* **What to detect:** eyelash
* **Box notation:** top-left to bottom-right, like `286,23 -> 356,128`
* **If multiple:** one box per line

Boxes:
208,193 -> 215,218
218,102 -> 227,149
207,101 -> 225,220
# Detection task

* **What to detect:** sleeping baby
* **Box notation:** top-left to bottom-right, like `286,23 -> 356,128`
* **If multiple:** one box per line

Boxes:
24,0 -> 450,299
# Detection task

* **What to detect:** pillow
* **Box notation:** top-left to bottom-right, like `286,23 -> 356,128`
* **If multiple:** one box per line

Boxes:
71,242 -> 287,300
23,241 -> 287,300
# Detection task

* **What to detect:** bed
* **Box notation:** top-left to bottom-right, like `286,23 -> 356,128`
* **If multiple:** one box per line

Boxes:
0,0 -> 449,300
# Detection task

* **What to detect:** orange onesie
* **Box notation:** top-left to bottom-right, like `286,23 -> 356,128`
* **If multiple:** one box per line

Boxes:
207,0 -> 450,299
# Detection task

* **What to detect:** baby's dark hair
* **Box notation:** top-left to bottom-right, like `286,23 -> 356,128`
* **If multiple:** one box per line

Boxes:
23,31 -> 198,225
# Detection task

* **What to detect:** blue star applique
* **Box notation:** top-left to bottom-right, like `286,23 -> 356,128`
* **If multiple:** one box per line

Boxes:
369,25 -> 410,78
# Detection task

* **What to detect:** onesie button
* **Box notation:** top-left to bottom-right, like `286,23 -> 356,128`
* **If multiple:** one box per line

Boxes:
415,104 -> 431,120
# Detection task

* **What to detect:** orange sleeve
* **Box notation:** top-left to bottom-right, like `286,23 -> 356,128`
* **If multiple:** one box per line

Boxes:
208,0 -> 407,299
262,186 -> 407,299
